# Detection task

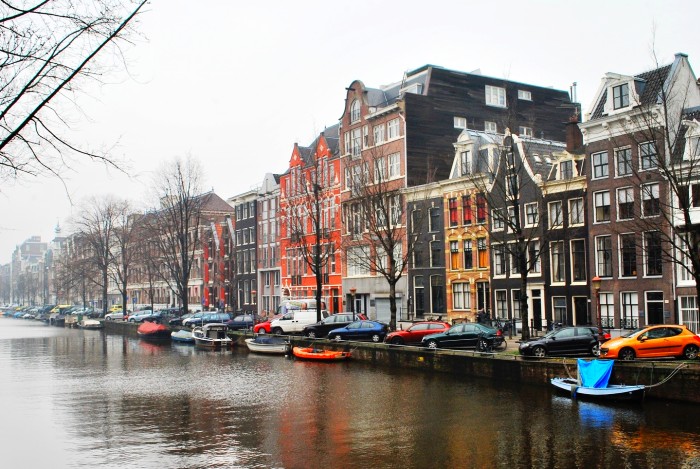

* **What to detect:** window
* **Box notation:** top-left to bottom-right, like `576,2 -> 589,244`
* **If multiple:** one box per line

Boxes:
454,116 -> 467,129
448,198 -> 458,227
350,100 -> 361,122
592,152 -> 609,179
374,156 -> 387,182
642,183 -> 660,217
492,208 -> 504,230
640,142 -> 658,170
617,187 -> 634,220
430,276 -> 445,313
613,83 -> 629,109
462,195 -> 472,225
550,241 -> 565,283
620,233 -> 637,277
519,126 -> 533,137
548,201 -> 563,228
570,239 -> 586,282
553,297 -> 567,323
677,234 -> 694,282
506,174 -> 518,199
493,244 -> 506,275
569,198 -> 584,225
596,235 -> 613,277
452,283 -> 470,310
485,85 -> 507,107
615,148 -> 632,176
528,241 -> 541,273
387,118 -> 400,139
350,128 -> 361,157
476,193 -> 486,223
525,203 -> 538,226
429,207 -> 440,232
414,276 -> 424,316
620,292 -> 638,329
363,125 -> 369,148
594,191 -> 611,222
484,121 -> 498,133
347,247 -> 369,276
477,238 -> 488,268
459,151 -> 471,176
644,231 -> 662,276
373,125 -> 385,145
560,160 -> 573,180
680,296 -> 699,333
388,153 -> 400,178
600,292 -> 614,328
450,241 -> 459,270
430,241 -> 442,267
518,89 -> 532,101
463,240 -> 473,269
510,248 -> 521,275
495,290 -> 507,318
508,206 -> 517,227
512,290 -> 521,319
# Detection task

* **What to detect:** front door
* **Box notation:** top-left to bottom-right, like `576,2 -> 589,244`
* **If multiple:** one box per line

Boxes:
532,290 -> 542,331
574,297 -> 589,325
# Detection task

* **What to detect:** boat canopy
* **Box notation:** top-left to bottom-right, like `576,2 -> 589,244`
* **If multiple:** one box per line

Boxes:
578,359 -> 613,389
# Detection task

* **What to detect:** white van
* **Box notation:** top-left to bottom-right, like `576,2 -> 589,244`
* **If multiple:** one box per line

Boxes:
270,308 -> 328,334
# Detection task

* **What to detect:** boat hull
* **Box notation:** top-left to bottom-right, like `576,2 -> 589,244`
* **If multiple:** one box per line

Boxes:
137,322 -> 171,342
78,319 -> 103,330
192,323 -> 233,350
551,378 -> 646,400
245,337 -> 289,354
171,330 -> 194,343
292,346 -> 350,362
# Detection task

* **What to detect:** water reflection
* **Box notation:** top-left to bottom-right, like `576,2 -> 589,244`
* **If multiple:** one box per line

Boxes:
2,318 -> 700,468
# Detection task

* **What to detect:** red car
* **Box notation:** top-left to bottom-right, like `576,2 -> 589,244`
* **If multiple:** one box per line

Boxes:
384,321 -> 451,345
254,314 -> 282,334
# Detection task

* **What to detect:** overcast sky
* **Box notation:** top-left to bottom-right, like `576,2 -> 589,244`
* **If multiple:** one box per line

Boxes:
1,0 -> 699,264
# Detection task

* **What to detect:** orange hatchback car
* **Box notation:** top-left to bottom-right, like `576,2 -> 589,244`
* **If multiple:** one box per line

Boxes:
600,324 -> 700,361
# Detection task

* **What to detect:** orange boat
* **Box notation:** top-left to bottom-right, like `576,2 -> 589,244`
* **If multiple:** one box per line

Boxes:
292,346 -> 350,362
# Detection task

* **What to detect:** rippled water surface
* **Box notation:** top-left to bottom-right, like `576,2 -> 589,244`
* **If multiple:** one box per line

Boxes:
2,318 -> 700,468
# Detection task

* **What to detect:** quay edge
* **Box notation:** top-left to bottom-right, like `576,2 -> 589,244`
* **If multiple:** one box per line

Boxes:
103,321 -> 700,404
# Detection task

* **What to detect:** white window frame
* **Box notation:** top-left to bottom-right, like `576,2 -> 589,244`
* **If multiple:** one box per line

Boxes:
454,116 -> 467,129
517,89 -> 532,101
373,125 -> 386,145
617,187 -> 634,220
388,153 -> 400,179
568,198 -> 584,225
641,182 -> 660,217
387,118 -> 400,140
594,191 -> 611,223
485,85 -> 507,108
519,126 -> 533,137
592,151 -> 609,179
525,202 -> 538,227
452,282 -> 470,310
485,121 -> 497,133
350,100 -> 361,123
548,201 -> 563,228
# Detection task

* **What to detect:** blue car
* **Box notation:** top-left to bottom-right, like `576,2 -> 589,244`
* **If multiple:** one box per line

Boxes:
327,320 -> 389,343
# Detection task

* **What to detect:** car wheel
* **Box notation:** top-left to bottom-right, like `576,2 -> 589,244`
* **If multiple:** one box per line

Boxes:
332,334 -> 342,342
591,343 -> 601,357
619,348 -> 636,361
682,344 -> 699,360
532,346 -> 546,358
390,337 -> 404,345
371,334 -> 381,343
106,317 -> 112,321
272,327 -> 283,335
307,331 -> 317,339
257,329 -> 266,335
426,340 -> 438,349
477,338 -> 488,351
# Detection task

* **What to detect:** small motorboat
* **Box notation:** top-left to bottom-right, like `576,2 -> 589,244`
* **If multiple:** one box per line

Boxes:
192,323 -> 233,350
78,319 -> 103,330
245,336 -> 289,355
292,346 -> 351,362
171,329 -> 195,344
137,321 -> 171,342
551,359 -> 646,400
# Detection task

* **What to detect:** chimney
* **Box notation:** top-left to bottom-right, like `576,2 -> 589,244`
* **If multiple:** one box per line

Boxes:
566,115 -> 583,152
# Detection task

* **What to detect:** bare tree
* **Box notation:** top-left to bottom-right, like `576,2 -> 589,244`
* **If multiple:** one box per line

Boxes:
342,148 -> 418,330
147,156 -> 205,316
108,200 -> 138,312
0,0 -> 148,182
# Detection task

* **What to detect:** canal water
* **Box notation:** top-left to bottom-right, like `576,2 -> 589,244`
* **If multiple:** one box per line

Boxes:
1,318 -> 700,469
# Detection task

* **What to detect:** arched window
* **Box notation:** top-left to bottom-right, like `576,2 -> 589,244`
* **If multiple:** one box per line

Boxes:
350,100 -> 360,123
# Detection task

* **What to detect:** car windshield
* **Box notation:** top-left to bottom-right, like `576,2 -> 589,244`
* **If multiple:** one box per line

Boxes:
621,327 -> 646,338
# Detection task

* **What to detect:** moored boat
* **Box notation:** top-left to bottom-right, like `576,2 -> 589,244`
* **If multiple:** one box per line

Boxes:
551,359 -> 646,401
78,319 -> 103,330
244,336 -> 289,355
171,329 -> 195,344
137,321 -> 171,342
192,323 -> 233,350
292,346 -> 350,362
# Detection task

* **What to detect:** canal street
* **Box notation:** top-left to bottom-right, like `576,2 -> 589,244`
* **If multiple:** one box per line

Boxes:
2,318 -> 700,469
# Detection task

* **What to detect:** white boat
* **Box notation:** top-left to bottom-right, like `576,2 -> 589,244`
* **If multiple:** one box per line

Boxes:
551,359 -> 646,400
192,323 -> 233,350
171,329 -> 195,344
244,336 -> 289,355
78,319 -> 103,330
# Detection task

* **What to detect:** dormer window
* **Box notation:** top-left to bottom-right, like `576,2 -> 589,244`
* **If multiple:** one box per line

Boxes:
459,150 -> 471,176
350,100 -> 361,123
613,83 -> 629,109
559,160 -> 573,180
485,85 -> 506,108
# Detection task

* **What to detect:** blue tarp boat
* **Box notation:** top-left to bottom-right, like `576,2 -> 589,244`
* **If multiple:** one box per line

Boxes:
551,359 -> 646,400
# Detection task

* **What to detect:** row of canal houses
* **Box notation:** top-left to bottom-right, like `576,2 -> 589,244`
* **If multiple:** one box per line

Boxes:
131,53 -> 700,334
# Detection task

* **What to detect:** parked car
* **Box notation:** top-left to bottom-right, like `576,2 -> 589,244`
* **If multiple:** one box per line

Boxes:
254,314 -> 283,334
182,312 -> 206,328
226,314 -> 263,331
600,324 -> 700,360
170,312 -> 195,327
104,310 -> 126,321
302,313 -> 367,339
421,323 -> 504,350
327,320 -> 389,343
384,321 -> 451,345
518,326 -> 610,358
128,310 -> 158,323
270,309 -> 329,334
187,312 -> 232,328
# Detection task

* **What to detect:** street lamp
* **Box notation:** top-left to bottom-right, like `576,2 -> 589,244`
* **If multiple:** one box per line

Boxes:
349,287 -> 357,314
591,276 -> 603,343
